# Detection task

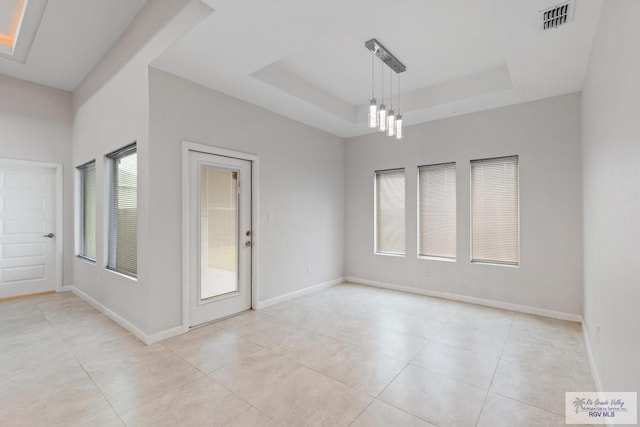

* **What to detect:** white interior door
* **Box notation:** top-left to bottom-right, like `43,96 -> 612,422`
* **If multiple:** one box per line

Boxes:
188,151 -> 252,327
0,162 -> 57,298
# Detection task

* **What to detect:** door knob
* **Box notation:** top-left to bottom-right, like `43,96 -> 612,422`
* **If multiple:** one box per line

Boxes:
43,233 -> 55,238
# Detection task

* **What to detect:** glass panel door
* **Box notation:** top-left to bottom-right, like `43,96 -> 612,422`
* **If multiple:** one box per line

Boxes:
187,150 -> 252,327
200,165 -> 239,300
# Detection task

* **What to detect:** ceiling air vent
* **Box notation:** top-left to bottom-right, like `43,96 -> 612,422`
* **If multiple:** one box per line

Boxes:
540,2 -> 573,31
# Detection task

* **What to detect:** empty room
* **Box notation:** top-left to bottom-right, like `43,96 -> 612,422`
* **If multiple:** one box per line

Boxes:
0,0 -> 638,425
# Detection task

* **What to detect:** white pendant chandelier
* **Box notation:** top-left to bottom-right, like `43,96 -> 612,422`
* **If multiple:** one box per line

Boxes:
365,38 -> 406,140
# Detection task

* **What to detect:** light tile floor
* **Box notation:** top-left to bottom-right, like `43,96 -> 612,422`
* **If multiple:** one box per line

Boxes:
0,283 -> 594,426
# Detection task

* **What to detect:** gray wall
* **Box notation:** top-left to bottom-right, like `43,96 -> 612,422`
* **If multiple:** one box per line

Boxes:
581,0 -> 640,393
70,0 -> 211,337
345,93 -> 583,315
0,74 -> 73,288
147,69 -> 345,333
72,48 -> 152,333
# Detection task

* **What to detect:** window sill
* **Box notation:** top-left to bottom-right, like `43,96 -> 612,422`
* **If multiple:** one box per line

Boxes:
374,252 -> 406,258
105,267 -> 138,282
471,260 -> 519,268
418,255 -> 456,263
76,255 -> 96,265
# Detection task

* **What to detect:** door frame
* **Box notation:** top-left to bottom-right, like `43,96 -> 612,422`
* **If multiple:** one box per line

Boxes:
181,141 -> 260,329
0,157 -> 64,293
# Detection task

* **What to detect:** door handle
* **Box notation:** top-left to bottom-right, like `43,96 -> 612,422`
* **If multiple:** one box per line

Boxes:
43,233 -> 55,238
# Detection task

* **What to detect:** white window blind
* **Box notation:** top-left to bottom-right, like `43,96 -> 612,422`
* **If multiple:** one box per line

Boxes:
471,156 -> 519,265
375,169 -> 405,255
419,163 -> 456,259
78,161 -> 96,260
107,144 -> 137,277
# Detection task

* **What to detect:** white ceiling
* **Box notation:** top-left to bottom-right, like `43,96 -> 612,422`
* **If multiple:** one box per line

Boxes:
0,0 -> 147,91
153,0 -> 603,138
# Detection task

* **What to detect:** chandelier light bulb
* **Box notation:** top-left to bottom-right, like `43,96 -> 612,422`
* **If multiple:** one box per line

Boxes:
378,104 -> 387,132
395,114 -> 403,140
368,99 -> 378,128
387,110 -> 395,136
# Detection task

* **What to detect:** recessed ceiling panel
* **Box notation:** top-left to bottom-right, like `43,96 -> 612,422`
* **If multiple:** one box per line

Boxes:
275,0 -> 504,107
0,0 -> 148,89
154,0 -> 604,138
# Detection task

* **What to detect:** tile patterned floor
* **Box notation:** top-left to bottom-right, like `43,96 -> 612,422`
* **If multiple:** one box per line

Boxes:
0,283 -> 595,426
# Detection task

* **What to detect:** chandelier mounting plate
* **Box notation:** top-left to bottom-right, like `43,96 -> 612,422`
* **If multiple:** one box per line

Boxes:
364,38 -> 406,74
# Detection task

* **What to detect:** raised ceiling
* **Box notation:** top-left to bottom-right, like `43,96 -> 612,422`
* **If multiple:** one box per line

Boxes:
0,0 -> 147,90
153,0 -> 603,138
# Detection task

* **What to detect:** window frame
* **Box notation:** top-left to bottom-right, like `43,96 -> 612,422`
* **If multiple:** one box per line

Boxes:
470,155 -> 520,267
77,160 -> 96,263
374,168 -> 406,257
106,143 -> 138,279
417,162 -> 457,262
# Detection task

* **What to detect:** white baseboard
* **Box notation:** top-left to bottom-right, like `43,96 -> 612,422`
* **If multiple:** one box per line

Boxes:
68,278 -> 345,344
255,277 -> 344,309
345,276 -> 582,322
147,325 -> 188,344
68,286 -> 151,344
581,323 -> 611,426
67,286 -> 187,345
581,319 -> 604,393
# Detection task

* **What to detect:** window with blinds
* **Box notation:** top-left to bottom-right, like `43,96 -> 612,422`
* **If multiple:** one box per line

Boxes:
418,163 -> 456,259
375,169 -> 405,255
77,161 -> 96,261
107,144 -> 137,277
471,156 -> 519,266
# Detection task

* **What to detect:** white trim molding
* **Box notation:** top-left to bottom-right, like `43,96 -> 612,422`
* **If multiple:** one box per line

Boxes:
181,140 -> 260,330
69,276 -> 343,344
255,278 -> 344,310
67,286 -> 187,344
54,163 -> 64,292
581,319 -> 604,394
345,276 -> 582,322
68,286 -> 152,344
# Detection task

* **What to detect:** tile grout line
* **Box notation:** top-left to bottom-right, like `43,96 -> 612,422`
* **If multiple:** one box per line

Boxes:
374,345 -> 420,399
231,320 -> 410,404
406,360 -> 493,393
229,288 -> 571,425
160,336 -> 276,424
473,313 -> 514,427
217,402 -> 277,427
162,320 -> 321,426
372,360 -> 442,426
33,295 -> 128,427
506,330 -> 587,355
183,314 -> 412,426
42,295 -> 213,424
105,348 -> 242,422
73,354 -> 128,426
261,288 -> 535,426
499,355 -> 594,384
347,399 -> 375,426
489,390 -> 570,419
